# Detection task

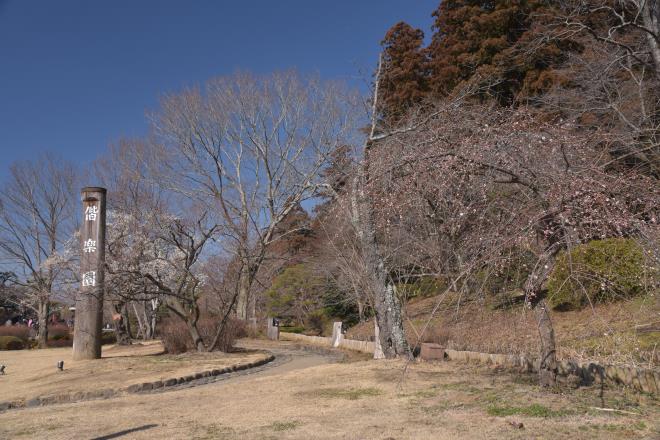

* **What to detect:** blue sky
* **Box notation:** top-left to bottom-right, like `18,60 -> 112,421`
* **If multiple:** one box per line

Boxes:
0,0 -> 438,182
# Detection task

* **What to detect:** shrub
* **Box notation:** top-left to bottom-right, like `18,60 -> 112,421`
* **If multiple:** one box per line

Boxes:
159,318 -> 190,354
0,325 -> 30,340
198,316 -> 247,353
0,335 -> 25,350
47,338 -> 72,348
48,324 -> 71,341
159,316 -> 247,354
547,238 -> 652,310
321,286 -> 361,328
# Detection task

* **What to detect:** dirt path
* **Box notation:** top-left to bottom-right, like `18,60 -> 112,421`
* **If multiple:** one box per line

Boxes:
138,340 -> 344,394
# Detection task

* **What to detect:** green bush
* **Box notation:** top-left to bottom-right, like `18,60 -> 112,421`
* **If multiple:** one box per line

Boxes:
0,335 -> 25,350
547,238 -> 651,310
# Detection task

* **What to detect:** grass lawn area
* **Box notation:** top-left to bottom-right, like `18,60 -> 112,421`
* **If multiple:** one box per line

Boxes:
0,347 -> 658,439
0,340 -> 269,405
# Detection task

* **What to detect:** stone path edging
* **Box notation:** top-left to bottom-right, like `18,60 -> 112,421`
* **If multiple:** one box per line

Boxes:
0,353 -> 275,413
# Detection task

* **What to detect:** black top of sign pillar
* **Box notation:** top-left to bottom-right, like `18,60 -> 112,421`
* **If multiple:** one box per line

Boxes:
81,187 -> 107,194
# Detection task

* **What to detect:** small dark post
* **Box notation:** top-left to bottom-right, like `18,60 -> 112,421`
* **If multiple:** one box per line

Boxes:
73,187 -> 107,360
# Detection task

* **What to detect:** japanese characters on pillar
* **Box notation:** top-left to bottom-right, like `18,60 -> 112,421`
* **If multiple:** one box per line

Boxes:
81,195 -> 102,291
73,187 -> 107,360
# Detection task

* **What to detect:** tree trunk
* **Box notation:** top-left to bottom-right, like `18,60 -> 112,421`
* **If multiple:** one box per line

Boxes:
186,319 -> 205,352
208,289 -> 241,352
372,281 -> 409,358
149,299 -> 159,339
236,263 -> 250,320
248,291 -> 257,333
348,53 -> 408,359
525,250 -> 559,387
353,172 -> 409,358
357,298 -> 365,323
166,299 -> 205,352
37,299 -> 49,348
132,302 -> 145,339
123,303 -> 133,339
643,0 -> 660,76
373,319 -> 385,359
535,299 -> 557,387
142,302 -> 152,340
112,302 -> 131,345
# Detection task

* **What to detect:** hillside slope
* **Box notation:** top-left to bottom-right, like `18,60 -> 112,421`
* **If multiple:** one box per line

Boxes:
346,293 -> 659,368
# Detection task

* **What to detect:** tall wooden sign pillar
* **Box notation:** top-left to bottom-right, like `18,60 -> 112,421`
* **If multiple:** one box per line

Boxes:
73,187 -> 107,360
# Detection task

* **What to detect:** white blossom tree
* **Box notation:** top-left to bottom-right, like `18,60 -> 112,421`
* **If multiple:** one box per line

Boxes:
367,102 -> 659,383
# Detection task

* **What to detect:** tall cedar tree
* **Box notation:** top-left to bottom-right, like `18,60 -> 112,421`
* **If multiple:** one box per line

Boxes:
380,22 -> 429,123
429,0 -> 535,102
380,1 -> 574,107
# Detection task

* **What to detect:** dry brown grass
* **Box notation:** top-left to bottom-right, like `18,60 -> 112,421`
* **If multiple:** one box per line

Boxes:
0,340 -> 269,404
0,349 -> 658,439
348,293 -> 660,367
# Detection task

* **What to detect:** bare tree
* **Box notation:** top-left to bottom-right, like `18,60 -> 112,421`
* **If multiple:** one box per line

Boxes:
149,71 -> 361,324
556,0 -> 660,74
315,204 -> 374,324
0,155 -> 76,347
540,0 -> 660,175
